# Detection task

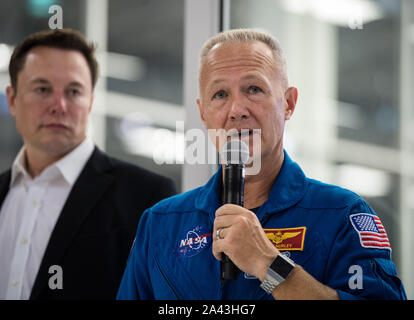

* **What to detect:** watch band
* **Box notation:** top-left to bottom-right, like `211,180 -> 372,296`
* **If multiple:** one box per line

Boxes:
260,254 -> 295,294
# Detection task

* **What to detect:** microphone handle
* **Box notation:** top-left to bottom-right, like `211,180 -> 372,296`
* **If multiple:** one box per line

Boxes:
222,254 -> 238,281
222,164 -> 245,281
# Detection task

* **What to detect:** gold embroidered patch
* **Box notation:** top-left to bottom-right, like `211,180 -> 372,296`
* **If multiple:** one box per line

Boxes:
264,227 -> 306,251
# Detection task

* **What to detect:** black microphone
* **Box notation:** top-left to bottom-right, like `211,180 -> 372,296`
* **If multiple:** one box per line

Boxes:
221,139 -> 250,282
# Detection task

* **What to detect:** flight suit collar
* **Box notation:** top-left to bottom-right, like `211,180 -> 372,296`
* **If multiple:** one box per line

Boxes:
195,150 -> 307,221
260,150 -> 307,218
194,165 -> 223,220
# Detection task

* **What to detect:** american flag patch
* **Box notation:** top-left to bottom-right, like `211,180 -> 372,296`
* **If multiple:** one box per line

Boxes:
350,213 -> 391,250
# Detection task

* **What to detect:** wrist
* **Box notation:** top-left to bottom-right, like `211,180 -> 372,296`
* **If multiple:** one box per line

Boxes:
260,253 -> 295,295
257,252 -> 279,282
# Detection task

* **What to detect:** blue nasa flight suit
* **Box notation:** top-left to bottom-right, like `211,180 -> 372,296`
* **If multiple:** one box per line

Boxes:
117,151 -> 406,300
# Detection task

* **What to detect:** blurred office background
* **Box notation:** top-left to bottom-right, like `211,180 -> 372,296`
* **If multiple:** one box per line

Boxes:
0,0 -> 413,298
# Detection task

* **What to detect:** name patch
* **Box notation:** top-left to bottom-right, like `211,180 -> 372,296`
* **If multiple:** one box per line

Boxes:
264,227 -> 306,251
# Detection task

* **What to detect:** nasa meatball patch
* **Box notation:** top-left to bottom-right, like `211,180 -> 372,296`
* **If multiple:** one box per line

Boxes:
177,225 -> 212,258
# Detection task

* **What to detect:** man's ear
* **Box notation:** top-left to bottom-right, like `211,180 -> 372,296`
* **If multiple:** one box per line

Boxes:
196,97 -> 206,127
6,85 -> 17,117
88,92 -> 94,114
284,87 -> 298,120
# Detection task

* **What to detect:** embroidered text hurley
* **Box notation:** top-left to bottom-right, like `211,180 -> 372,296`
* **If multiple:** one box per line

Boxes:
264,227 -> 306,251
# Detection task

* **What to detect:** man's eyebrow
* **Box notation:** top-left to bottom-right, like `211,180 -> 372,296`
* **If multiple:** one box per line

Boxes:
29,79 -> 85,88
211,74 -> 263,84
241,74 -> 264,81
205,78 -> 226,92
30,78 -> 50,85
67,81 -> 85,88
211,78 -> 224,85
206,74 -> 266,91
30,78 -> 84,88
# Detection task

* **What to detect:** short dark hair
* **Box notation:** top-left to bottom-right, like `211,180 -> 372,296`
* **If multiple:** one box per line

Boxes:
9,28 -> 99,91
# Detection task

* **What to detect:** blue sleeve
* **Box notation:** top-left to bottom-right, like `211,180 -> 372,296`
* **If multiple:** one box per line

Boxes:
116,240 -> 139,300
117,209 -> 154,300
324,198 -> 406,300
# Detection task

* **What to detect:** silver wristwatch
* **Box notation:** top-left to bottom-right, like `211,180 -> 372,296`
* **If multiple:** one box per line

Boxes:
260,254 -> 295,294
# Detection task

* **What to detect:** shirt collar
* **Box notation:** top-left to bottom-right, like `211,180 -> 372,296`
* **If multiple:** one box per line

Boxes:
195,149 -> 307,221
9,137 -> 94,187
53,137 -> 94,185
10,147 -> 30,187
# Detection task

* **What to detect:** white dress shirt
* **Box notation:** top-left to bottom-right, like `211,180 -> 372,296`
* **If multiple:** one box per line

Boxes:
0,138 -> 94,300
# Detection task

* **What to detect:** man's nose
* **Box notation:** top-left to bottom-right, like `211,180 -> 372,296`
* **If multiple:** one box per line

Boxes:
228,94 -> 250,121
49,92 -> 67,115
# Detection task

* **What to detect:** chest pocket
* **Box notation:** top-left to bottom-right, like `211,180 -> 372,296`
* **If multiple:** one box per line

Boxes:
151,235 -> 221,300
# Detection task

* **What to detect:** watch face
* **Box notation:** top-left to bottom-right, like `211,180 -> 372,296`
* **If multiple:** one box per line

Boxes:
270,254 -> 295,279
261,254 -> 295,294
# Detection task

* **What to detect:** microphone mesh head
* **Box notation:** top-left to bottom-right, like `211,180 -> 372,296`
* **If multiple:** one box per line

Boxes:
222,139 -> 250,165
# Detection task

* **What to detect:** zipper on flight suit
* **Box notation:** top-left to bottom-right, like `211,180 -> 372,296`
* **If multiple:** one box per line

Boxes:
154,255 -> 182,299
260,213 -> 271,225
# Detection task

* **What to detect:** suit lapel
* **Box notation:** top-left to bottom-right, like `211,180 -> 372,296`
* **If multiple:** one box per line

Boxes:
30,147 -> 115,299
0,170 -> 11,207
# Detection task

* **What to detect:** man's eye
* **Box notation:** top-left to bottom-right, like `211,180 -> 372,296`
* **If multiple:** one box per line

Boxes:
248,86 -> 262,94
68,89 -> 81,96
213,90 -> 227,100
35,87 -> 49,94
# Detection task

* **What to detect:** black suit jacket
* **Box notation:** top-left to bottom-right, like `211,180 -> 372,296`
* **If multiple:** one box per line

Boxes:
0,147 -> 177,299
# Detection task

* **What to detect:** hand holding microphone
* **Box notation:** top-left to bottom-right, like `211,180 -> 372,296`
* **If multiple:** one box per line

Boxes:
213,139 -> 279,283
218,139 -> 249,281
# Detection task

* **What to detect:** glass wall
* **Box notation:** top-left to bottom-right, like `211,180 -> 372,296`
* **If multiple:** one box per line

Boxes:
104,0 -> 184,190
0,0 -> 184,190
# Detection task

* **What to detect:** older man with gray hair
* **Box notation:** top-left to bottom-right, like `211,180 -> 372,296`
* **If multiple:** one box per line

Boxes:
117,29 -> 406,300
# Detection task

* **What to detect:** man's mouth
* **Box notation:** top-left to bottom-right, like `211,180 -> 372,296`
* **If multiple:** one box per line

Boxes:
227,129 -> 254,139
42,123 -> 69,130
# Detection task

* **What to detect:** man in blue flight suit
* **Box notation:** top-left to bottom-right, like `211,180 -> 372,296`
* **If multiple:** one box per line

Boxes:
117,29 -> 406,299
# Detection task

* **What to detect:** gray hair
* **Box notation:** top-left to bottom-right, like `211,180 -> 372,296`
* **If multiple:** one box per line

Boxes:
199,28 -> 288,87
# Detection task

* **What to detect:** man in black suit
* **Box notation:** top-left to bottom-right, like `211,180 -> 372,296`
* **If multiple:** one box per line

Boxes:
0,29 -> 176,299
